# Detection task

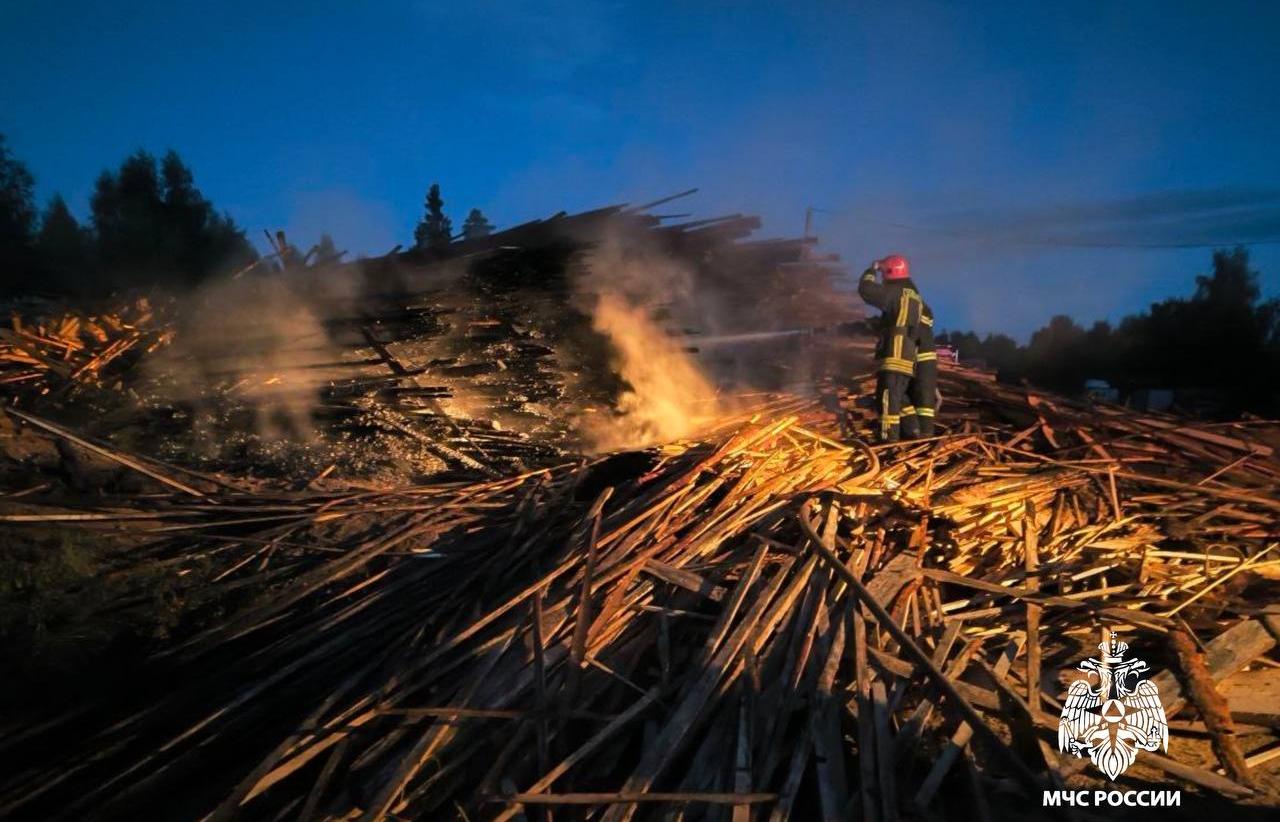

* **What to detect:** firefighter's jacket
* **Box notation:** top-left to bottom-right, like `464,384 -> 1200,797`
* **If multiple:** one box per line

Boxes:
858,270 -> 932,376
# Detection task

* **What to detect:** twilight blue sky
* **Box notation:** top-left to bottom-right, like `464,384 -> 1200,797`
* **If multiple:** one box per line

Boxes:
4,1 -> 1280,338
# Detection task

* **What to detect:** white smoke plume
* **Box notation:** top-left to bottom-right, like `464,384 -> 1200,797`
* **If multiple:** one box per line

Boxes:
572,233 -> 725,452
142,266 -> 355,448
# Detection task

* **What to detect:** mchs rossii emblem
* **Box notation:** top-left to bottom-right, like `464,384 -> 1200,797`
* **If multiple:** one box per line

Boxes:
1058,629 -> 1168,779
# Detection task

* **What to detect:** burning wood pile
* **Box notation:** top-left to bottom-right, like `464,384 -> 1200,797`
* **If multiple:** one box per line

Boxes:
0,297 -> 171,396
1,363 -> 1277,820
0,199 -> 856,480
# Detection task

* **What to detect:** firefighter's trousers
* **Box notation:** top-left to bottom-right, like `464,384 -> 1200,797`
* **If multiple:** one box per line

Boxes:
904,359 -> 938,437
875,371 -> 911,443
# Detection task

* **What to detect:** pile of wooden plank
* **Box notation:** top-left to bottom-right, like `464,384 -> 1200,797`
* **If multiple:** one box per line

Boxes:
7,201 -> 855,480
0,298 -> 172,396
1,368 -> 1276,820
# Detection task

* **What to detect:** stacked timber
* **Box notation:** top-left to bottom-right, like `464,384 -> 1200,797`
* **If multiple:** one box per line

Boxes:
0,367 -> 1277,820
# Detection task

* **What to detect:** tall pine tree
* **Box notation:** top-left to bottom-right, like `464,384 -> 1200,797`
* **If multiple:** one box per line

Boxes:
414,183 -> 453,251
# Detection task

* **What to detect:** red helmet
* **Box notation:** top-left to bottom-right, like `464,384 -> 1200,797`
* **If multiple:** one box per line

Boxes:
878,254 -> 910,280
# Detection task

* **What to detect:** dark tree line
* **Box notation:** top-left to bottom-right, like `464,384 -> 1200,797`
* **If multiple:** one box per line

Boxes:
1,135 -> 257,296
1,132 -> 501,294
938,248 -> 1280,416
90,150 -> 255,288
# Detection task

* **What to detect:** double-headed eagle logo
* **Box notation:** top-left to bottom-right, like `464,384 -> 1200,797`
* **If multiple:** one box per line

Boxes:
1058,630 -> 1169,779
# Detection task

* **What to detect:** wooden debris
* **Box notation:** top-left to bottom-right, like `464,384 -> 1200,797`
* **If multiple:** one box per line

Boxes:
0,351 -> 1278,820
0,297 -> 170,395
1171,628 -> 1255,786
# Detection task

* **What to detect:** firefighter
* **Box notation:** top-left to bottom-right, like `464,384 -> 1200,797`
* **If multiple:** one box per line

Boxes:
857,254 -> 935,442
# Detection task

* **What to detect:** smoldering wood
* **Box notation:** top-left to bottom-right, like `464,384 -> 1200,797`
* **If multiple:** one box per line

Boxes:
0,202 -> 1277,820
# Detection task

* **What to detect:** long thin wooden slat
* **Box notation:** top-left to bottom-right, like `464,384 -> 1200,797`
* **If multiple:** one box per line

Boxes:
1024,499 -> 1043,710
6,408 -> 207,496
564,488 -> 615,714
496,792 -> 777,805
871,679 -> 898,822
810,502 -> 849,822
492,689 -> 660,822
852,571 -> 878,822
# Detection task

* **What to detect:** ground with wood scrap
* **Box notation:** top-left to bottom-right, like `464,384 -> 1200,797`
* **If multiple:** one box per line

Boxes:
0,204 -> 1278,821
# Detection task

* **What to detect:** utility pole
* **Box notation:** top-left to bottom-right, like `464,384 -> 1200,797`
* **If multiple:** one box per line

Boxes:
802,207 -> 814,260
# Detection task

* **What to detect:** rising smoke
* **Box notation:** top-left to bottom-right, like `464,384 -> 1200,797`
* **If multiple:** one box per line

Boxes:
139,214 -> 841,465
142,266 -> 354,453
571,231 -> 725,452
